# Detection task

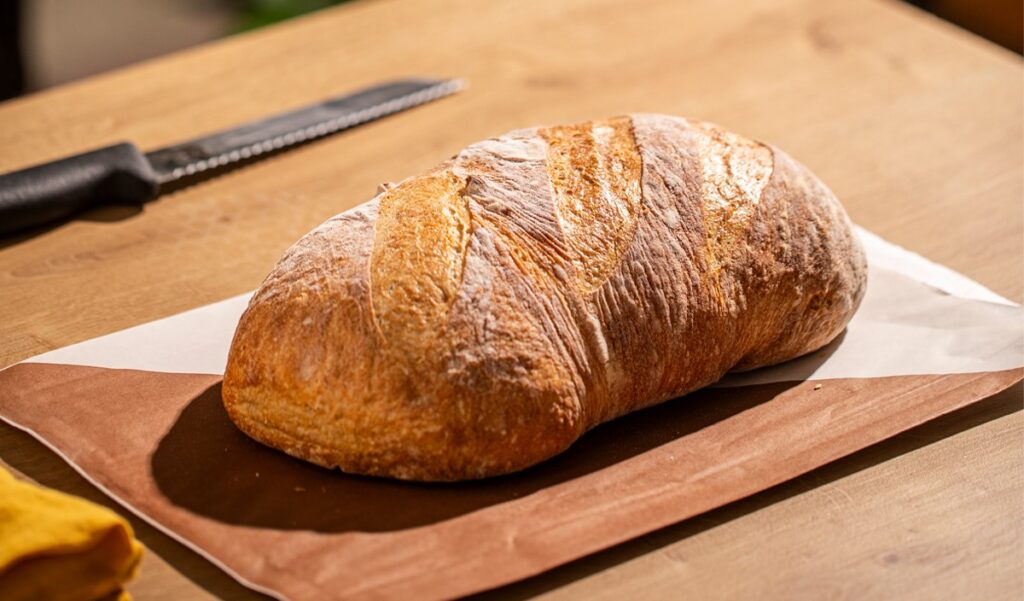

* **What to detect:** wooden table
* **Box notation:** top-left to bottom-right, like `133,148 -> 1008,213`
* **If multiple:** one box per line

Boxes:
1,0 -> 1020,598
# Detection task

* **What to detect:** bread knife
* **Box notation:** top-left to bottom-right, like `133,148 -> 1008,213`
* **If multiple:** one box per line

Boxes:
0,78 -> 464,235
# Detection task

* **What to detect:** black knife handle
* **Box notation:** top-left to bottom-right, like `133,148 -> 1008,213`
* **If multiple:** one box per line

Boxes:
0,143 -> 159,235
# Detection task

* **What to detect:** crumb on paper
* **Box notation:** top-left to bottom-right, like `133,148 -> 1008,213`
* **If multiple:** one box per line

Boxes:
814,384 -> 822,390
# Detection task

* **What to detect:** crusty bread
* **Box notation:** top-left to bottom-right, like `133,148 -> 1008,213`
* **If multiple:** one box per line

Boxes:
222,114 -> 867,481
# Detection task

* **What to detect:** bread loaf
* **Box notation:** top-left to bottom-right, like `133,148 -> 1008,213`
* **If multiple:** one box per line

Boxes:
222,114 -> 867,481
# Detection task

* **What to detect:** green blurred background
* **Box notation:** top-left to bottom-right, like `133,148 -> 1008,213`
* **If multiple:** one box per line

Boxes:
233,0 -> 352,32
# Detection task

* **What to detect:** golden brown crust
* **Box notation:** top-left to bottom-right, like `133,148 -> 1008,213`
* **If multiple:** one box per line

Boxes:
222,114 -> 867,481
370,170 -> 470,363
540,116 -> 643,294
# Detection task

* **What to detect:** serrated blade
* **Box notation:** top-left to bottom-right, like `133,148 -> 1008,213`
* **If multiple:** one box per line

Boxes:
145,78 -> 464,185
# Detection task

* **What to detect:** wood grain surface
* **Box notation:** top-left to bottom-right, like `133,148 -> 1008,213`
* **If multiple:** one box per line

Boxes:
0,0 -> 1020,599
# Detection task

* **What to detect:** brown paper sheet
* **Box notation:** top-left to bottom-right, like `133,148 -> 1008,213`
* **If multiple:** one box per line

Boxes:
0,362 -> 1019,599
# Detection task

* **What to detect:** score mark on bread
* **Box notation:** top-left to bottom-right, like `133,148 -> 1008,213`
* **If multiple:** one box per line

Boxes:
370,171 -> 470,357
540,116 -> 643,294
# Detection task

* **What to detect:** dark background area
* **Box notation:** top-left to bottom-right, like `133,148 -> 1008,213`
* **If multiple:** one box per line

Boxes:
0,0 -> 1021,102
907,0 -> 1023,54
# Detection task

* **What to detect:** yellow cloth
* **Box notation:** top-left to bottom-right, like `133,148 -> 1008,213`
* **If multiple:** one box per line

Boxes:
0,466 -> 143,601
